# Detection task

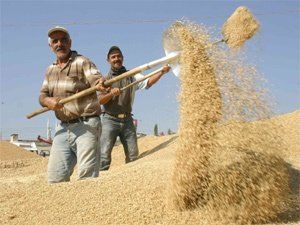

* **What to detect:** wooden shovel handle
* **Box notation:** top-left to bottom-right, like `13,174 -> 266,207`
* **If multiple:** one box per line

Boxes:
26,107 -> 50,119
120,67 -> 165,92
26,86 -> 99,119
26,53 -> 179,119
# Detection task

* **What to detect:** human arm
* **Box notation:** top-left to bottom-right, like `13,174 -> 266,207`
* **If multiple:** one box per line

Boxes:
82,59 -> 109,92
39,96 -> 63,110
39,72 -> 63,110
146,65 -> 170,88
98,87 -> 121,105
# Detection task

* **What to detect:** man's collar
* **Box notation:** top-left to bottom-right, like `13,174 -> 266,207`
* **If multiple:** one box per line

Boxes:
109,66 -> 127,76
52,50 -> 77,65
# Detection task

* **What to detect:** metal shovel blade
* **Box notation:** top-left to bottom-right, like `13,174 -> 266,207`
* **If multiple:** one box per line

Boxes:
164,49 -> 180,77
163,21 -> 183,77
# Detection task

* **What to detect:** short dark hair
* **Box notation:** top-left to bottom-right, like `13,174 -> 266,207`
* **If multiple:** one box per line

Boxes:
107,46 -> 122,59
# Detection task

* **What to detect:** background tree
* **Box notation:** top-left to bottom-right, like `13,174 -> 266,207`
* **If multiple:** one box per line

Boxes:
154,124 -> 158,136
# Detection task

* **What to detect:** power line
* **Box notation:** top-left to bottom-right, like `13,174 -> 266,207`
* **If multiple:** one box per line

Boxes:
2,9 -> 299,27
255,9 -> 300,16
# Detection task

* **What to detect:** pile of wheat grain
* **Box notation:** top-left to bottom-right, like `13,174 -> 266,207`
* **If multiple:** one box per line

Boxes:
165,21 -> 291,224
0,141 -> 47,179
0,141 -> 39,161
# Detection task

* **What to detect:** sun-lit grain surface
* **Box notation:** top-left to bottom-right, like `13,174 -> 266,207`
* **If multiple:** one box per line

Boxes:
0,141 -> 39,161
0,112 -> 299,225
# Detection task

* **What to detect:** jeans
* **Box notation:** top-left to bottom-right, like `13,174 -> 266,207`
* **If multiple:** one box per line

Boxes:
48,117 -> 101,183
99,113 -> 138,171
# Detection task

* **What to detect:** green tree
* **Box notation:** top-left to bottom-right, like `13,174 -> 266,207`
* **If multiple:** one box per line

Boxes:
167,128 -> 172,135
154,124 -> 158,136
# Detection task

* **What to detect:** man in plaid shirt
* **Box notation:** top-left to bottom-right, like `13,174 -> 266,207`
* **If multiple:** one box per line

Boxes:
40,26 -> 106,183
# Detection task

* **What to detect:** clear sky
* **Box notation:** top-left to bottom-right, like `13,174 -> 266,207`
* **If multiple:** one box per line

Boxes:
1,0 -> 299,139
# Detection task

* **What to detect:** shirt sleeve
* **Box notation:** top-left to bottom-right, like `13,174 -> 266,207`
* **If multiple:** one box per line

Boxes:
134,73 -> 149,90
82,58 -> 103,87
39,67 -> 51,98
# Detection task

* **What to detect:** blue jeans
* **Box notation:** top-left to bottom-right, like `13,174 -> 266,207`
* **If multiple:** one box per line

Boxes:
99,113 -> 138,171
48,117 -> 101,183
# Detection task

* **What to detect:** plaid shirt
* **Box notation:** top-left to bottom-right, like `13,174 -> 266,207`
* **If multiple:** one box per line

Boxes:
40,51 -> 102,122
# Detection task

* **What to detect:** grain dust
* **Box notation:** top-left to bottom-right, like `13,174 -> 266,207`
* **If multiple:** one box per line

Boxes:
165,20 -> 292,224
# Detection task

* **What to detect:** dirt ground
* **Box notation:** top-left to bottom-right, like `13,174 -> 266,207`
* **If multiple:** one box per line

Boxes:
0,110 -> 299,225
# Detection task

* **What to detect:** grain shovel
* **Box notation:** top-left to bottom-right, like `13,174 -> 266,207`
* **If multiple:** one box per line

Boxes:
120,67 -> 166,92
26,6 -> 259,119
163,6 -> 259,77
26,56 -> 177,119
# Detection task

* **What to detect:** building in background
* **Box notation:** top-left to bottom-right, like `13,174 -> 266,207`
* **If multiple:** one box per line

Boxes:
9,119 -> 53,157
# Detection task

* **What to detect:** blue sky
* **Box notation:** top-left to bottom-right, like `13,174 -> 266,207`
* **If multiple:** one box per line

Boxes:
1,0 -> 299,139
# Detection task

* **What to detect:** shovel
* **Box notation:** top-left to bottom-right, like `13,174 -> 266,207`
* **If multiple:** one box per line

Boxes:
120,67 -> 166,92
26,55 -> 177,119
26,6 -> 259,119
164,6 -> 259,76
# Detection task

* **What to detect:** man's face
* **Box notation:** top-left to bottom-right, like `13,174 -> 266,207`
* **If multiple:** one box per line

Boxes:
49,31 -> 71,61
107,51 -> 123,70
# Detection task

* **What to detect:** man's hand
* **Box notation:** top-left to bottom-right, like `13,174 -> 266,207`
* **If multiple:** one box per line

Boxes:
96,78 -> 110,92
44,97 -> 63,110
146,64 -> 171,88
98,87 -> 121,105
162,65 -> 171,74
110,88 -> 121,97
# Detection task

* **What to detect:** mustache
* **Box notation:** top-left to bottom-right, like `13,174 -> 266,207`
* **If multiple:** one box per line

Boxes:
56,47 -> 66,52
113,60 -> 122,64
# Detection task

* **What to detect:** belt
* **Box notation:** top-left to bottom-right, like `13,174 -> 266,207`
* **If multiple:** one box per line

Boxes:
105,112 -> 131,119
61,115 -> 99,124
